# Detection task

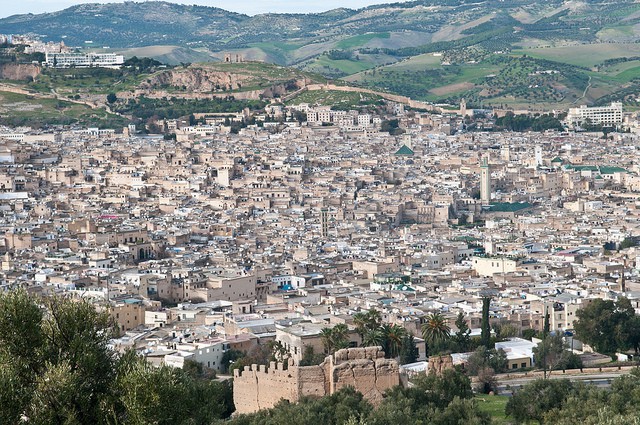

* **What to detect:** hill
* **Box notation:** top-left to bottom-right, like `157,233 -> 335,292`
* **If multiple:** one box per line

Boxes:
3,0 -> 640,109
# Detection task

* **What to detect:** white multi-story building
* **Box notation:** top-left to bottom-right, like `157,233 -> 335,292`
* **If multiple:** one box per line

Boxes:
44,52 -> 124,69
566,102 -> 623,128
357,114 -> 371,128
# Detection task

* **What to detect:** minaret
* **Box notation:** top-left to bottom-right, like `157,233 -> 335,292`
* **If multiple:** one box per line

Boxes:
535,145 -> 543,167
480,156 -> 491,206
460,98 -> 467,117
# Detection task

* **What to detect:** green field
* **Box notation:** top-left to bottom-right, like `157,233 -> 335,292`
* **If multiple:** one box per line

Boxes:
349,58 -> 502,101
27,68 -> 147,96
286,89 -> 383,108
475,395 -> 510,425
305,55 -> 375,77
335,33 -> 391,50
513,43 -> 640,68
0,91 -> 128,128
606,63 -> 640,83
382,53 -> 442,71
247,42 -> 303,64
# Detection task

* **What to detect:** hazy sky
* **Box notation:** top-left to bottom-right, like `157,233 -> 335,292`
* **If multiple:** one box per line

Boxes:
1,0 -> 407,18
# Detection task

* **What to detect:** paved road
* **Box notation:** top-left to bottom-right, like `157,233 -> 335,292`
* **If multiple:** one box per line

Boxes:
497,371 -> 628,394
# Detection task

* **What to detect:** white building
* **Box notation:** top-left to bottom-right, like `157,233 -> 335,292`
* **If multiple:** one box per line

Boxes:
566,102 -> 623,128
45,52 -> 124,69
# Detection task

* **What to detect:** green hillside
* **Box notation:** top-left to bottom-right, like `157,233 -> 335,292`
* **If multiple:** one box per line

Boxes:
0,91 -> 127,128
3,0 -> 640,109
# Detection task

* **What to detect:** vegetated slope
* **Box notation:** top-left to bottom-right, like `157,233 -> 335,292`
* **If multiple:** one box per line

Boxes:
0,90 -> 127,128
0,1 -> 587,55
17,60 -> 327,109
3,0 -> 640,108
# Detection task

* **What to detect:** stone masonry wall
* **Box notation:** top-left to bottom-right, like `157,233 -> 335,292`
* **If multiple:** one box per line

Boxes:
233,361 -> 300,414
233,347 -> 400,415
329,346 -> 399,406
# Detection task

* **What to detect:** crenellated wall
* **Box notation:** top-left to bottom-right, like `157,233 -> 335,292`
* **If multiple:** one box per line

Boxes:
233,347 -> 400,414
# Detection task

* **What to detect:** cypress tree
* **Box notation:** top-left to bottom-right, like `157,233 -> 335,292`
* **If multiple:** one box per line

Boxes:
481,296 -> 491,348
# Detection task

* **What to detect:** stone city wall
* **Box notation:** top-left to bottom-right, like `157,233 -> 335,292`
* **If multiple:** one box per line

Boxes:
233,346 -> 400,414
233,361 -> 300,414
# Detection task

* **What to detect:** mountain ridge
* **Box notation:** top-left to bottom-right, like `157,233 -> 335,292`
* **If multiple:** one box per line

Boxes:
3,0 -> 640,109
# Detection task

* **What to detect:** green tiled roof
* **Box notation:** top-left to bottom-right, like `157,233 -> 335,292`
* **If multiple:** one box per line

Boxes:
395,145 -> 415,156
487,202 -> 532,212
599,166 -> 627,174
565,164 -> 627,174
566,165 -> 598,171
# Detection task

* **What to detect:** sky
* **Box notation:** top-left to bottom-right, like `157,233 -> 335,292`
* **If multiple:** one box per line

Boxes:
1,0 -> 407,18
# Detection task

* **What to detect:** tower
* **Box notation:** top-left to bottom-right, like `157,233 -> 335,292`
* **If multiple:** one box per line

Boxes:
460,98 -> 467,117
480,156 -> 491,206
535,145 -> 543,166
501,145 -> 510,162
321,208 -> 328,237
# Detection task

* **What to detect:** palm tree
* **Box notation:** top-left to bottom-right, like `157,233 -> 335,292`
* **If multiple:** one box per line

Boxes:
353,310 -> 382,339
332,323 -> 350,351
320,327 -> 335,354
365,310 -> 382,327
321,324 -> 350,355
381,323 -> 407,358
353,312 -> 370,339
269,340 -> 289,363
421,312 -> 451,356
362,328 -> 385,347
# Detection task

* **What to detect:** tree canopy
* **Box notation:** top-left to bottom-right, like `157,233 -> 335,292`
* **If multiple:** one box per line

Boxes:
574,297 -> 640,354
226,368 -> 489,425
0,290 -> 234,424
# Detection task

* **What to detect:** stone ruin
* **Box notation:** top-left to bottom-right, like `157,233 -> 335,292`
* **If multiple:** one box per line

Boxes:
224,53 -> 244,63
427,354 -> 455,375
233,346 -> 400,414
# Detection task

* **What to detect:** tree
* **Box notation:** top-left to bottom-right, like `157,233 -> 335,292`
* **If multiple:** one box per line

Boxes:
475,367 -> 498,394
619,237 -> 638,250
574,298 -> 636,353
506,379 -> 575,424
422,312 -> 451,356
481,297 -> 491,348
117,354 -> 233,424
380,324 -> 407,359
299,345 -> 326,366
533,333 -> 582,372
183,358 -> 216,380
227,387 -> 373,425
543,306 -> 551,336
321,324 -> 350,355
367,368 -> 484,425
269,340 -> 290,363
353,310 -> 382,339
523,328 -> 538,340
229,343 -> 273,374
0,290 -> 235,423
362,328 -> 385,348
399,334 -> 419,365
380,119 -> 405,135
495,322 -> 519,339
453,312 -> 471,352
466,346 -> 508,376
106,92 -> 117,104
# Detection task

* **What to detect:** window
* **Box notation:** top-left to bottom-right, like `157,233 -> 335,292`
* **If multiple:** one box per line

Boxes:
512,364 -> 517,369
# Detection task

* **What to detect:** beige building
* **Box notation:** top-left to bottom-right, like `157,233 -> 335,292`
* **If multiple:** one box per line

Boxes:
472,256 -> 519,277
275,322 -> 361,364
